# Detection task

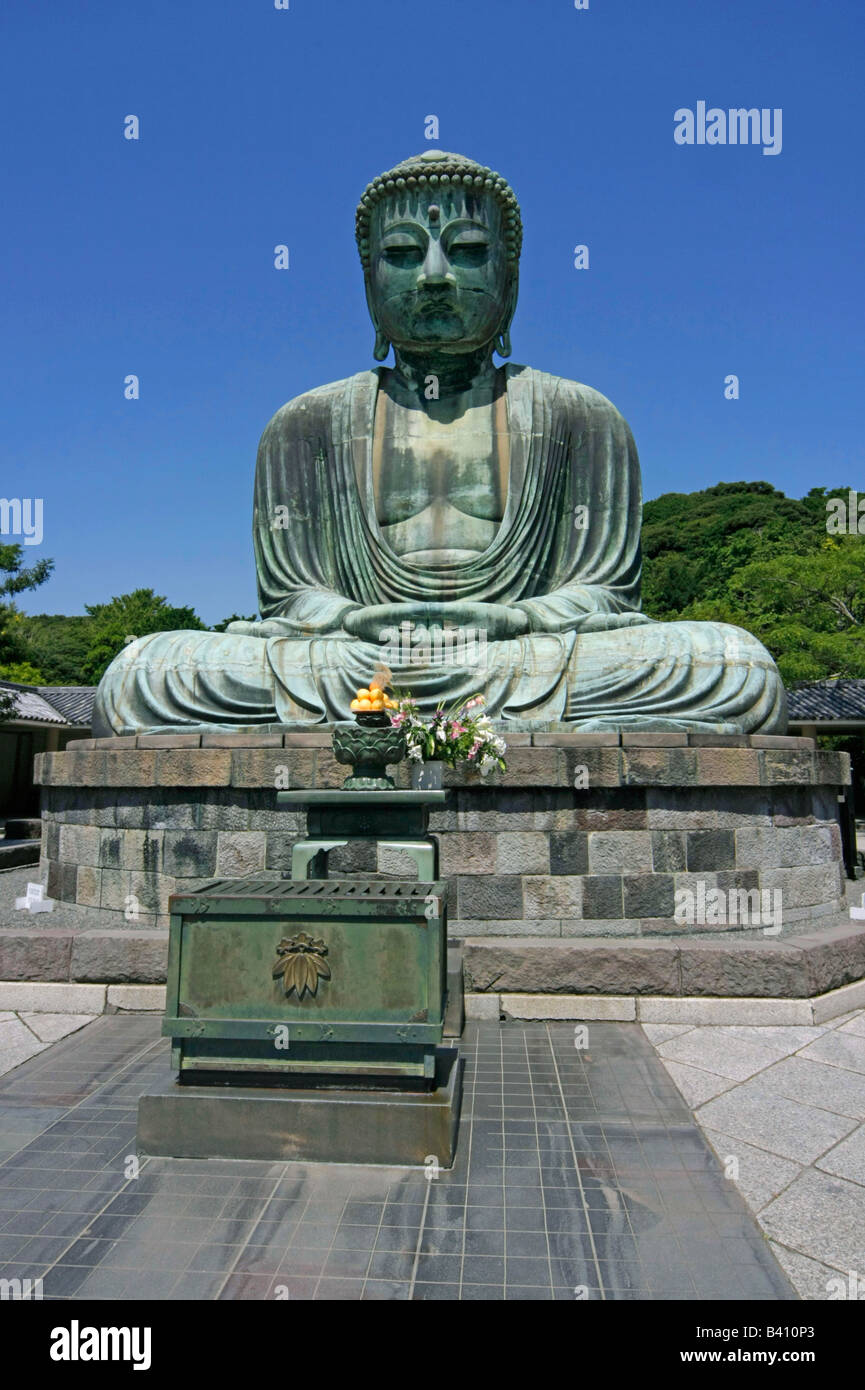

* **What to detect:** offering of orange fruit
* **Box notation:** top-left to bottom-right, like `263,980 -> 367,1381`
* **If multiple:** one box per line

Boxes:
350,669 -> 396,714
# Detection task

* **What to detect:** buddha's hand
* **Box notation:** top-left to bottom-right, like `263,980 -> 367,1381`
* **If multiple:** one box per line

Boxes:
343,602 -> 530,644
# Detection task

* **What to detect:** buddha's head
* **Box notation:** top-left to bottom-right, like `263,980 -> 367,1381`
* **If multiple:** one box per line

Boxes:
356,150 -> 522,363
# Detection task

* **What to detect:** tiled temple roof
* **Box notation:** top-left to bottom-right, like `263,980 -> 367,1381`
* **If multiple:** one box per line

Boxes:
787,680 -> 865,723
0,682 -> 95,727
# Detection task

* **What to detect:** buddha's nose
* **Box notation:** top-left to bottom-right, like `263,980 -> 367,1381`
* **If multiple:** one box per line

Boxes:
417,239 -> 456,288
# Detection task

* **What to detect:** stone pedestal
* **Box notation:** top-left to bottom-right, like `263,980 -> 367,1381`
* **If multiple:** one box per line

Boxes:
138,1047 -> 463,1166
35,731 -> 849,940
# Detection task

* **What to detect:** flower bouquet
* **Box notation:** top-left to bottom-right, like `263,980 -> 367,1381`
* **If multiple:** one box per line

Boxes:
389,691 -> 507,777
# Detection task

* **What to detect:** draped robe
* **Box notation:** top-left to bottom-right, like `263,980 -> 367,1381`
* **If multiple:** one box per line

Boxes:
93,365 -> 787,735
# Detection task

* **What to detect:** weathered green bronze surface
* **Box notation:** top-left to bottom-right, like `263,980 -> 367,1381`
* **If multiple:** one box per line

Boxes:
163,877 -> 448,1082
277,790 -> 447,804
280,785 -> 440,878
291,839 -> 437,882
331,712 -> 406,789
278,787 -> 443,840
94,149 -> 786,737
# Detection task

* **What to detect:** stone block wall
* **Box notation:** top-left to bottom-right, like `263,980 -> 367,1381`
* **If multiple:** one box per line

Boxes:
34,731 -> 850,936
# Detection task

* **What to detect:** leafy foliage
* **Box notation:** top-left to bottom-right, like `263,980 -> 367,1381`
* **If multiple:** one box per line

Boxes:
641,483 -> 864,685
13,613 -> 91,686
0,660 -> 48,685
14,592 -> 240,688
80,589 -> 206,685
0,544 -> 53,720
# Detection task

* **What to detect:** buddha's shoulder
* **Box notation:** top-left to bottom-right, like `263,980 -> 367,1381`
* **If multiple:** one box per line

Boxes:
259,371 -> 377,442
509,364 -> 628,425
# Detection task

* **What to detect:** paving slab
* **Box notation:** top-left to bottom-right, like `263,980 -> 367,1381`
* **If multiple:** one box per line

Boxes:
18,1013 -> 97,1043
701,1128 -> 802,1212
797,1030 -> 865,1075
0,1102 -> 68,1158
759,1168 -> 865,1272
658,1061 -> 737,1109
656,1029 -> 790,1081
753,1055 -> 865,1120
640,1024 -> 696,1045
695,1076 -> 858,1165
768,1243 -> 854,1300
824,1010 -> 863,1029
0,1018 -> 49,1078
715,1024 -> 829,1050
815,1124 -> 865,1185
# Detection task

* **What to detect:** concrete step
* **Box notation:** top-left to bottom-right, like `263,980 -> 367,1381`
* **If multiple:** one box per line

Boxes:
0,927 -> 168,982
3,818 -> 42,841
0,840 -> 40,870
463,916 -> 865,1000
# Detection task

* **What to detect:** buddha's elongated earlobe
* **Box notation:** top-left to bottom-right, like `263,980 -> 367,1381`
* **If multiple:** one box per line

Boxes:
494,274 -> 518,359
365,276 -> 391,361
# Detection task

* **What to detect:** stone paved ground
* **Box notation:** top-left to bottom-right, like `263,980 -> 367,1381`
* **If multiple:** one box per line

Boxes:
0,1012 -> 97,1077
0,1017 -> 793,1301
644,1012 -> 865,1299
3,1002 -> 862,1300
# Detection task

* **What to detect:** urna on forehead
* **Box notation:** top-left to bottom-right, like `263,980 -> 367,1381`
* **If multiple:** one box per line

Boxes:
373,182 -> 503,232
355,149 -> 523,271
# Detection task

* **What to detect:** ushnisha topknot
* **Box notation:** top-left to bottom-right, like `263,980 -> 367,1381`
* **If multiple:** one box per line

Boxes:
355,149 -> 523,273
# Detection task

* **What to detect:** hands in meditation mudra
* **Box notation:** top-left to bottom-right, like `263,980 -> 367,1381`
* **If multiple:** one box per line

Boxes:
94,150 -> 786,735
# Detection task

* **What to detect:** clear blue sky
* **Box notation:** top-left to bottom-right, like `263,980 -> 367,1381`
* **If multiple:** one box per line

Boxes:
2,0 -> 862,624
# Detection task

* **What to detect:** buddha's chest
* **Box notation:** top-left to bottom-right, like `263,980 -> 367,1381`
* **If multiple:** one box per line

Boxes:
373,394 -> 508,566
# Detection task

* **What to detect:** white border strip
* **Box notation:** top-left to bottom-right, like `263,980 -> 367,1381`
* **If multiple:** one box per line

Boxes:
0,983 -> 165,1012
469,976 -> 865,1026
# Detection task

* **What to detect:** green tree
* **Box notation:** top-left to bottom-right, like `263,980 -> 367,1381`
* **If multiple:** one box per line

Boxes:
641,481 -> 832,620
81,588 -> 206,684
725,537 -> 865,684
0,544 -> 53,717
641,482 -> 864,686
13,613 -> 92,686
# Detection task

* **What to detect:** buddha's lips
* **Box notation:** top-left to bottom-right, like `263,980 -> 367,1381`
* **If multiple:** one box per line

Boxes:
415,306 -> 460,322
414,293 -> 459,315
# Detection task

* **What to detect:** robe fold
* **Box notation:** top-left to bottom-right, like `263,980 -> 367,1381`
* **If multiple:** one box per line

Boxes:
93,365 -> 787,735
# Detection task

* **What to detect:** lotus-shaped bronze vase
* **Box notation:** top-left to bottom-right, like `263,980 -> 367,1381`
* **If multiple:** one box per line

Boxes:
331,712 -> 406,790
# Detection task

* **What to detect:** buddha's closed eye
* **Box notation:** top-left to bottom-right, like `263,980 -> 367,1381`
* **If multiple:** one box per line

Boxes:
382,246 -> 424,267
448,243 -> 489,266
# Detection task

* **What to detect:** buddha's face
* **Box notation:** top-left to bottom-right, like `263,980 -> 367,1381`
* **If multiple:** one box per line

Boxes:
367,189 -> 514,354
